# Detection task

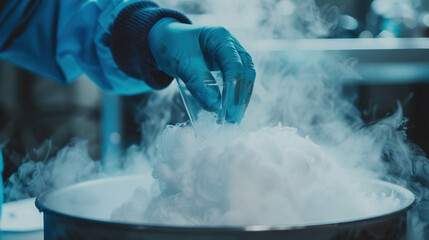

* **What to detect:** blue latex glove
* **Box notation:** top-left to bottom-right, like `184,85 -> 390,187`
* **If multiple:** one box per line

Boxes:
149,18 -> 256,123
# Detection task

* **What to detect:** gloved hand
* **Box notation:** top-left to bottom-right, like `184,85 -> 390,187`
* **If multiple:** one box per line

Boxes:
149,18 -> 256,123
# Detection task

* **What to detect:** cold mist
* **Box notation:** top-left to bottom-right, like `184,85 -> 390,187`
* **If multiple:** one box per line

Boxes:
111,113 -> 402,226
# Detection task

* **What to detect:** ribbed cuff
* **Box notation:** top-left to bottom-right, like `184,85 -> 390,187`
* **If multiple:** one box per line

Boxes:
111,1 -> 191,90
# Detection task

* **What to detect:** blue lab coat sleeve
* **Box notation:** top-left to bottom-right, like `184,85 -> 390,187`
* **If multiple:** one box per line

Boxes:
0,0 -> 190,94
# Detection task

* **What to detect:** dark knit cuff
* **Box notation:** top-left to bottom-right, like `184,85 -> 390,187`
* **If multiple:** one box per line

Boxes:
111,1 -> 191,90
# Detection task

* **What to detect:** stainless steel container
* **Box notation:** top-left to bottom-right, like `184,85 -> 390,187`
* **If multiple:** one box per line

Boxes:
36,175 -> 415,240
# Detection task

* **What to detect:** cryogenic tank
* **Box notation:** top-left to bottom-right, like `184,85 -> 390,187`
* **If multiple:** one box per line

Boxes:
36,175 -> 415,240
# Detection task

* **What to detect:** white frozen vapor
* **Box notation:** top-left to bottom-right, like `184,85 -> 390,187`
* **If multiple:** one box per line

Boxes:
5,139 -> 102,201
111,114 -> 401,226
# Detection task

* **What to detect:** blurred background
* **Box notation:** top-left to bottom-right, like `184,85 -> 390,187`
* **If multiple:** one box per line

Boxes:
2,0 -> 429,182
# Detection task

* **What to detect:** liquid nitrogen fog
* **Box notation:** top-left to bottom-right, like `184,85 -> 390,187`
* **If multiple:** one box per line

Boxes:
111,113 -> 401,226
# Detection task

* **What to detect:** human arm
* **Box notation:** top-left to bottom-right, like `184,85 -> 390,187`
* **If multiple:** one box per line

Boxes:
0,0 -> 256,122
0,0 -> 189,95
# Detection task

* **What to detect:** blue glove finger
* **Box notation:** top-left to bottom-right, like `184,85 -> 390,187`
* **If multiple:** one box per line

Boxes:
179,57 -> 222,112
226,40 -> 255,123
200,28 -> 246,123
224,38 -> 256,122
237,47 -> 256,110
226,51 -> 256,122
217,42 -> 245,123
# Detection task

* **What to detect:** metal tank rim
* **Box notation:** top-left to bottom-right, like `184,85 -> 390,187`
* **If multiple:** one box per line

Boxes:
35,175 -> 416,233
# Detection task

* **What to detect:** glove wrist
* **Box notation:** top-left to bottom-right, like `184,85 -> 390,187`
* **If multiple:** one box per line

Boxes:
148,17 -> 182,76
111,1 -> 191,90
